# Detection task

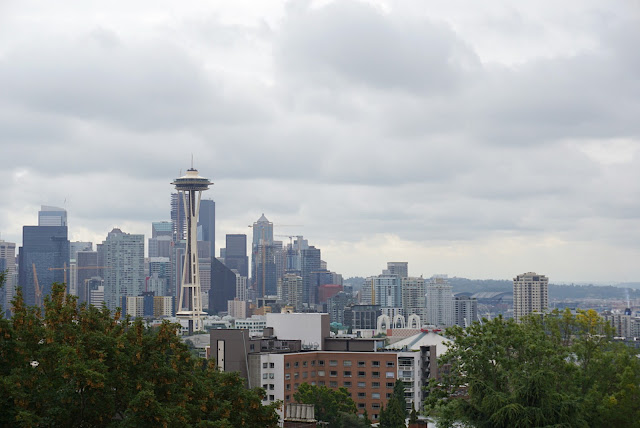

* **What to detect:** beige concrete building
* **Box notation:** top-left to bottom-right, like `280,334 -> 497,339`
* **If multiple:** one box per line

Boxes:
513,272 -> 548,322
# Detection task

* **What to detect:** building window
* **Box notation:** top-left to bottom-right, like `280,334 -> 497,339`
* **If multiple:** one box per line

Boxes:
344,371 -> 352,377
386,393 -> 392,399
311,371 -> 316,377
372,371 -> 380,378
386,361 -> 395,367
269,373 -> 274,379
263,363 -> 268,369
357,403 -> 366,409
372,393 -> 380,399
343,360 -> 352,367
286,384 -> 290,391
285,374 -> 290,380
344,381 -> 352,387
269,395 -> 274,401
311,381 -> 316,386
358,392 -> 366,398
330,381 -> 338,388
294,373 -> 299,378
270,362 -> 275,368
358,371 -> 366,377
329,360 -> 338,366
262,374 -> 268,379
330,371 -> 337,377
303,372 -> 308,378
303,361 -> 308,367
357,361 -> 366,367
269,384 -> 275,390
318,360 -> 325,366
285,362 -> 290,369
372,403 -> 380,409
372,361 -> 380,367
372,382 -> 380,388
386,372 -> 395,378
286,395 -> 290,401
294,362 -> 299,368
318,370 -> 325,377
311,360 -> 316,366
318,381 -> 325,386
386,382 -> 394,388
294,383 -> 299,389
358,382 -> 366,388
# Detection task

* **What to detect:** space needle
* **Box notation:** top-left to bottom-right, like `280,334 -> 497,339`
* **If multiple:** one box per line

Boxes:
172,166 -> 212,334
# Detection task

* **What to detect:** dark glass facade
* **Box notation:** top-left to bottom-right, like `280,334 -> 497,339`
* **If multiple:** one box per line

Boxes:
210,257 -> 237,314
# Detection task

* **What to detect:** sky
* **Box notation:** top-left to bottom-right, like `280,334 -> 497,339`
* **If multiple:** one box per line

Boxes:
1,0 -> 639,283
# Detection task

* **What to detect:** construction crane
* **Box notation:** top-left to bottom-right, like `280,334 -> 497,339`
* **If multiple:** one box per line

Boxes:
48,263 -> 110,285
32,263 -> 43,308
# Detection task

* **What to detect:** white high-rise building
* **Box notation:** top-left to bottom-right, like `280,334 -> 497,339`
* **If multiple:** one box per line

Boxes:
370,274 -> 402,308
427,276 -> 454,326
279,274 -> 303,310
401,277 -> 426,324
454,295 -> 478,328
102,228 -> 145,312
513,272 -> 548,322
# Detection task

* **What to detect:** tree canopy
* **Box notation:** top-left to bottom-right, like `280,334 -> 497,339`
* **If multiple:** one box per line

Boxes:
294,382 -> 369,427
0,279 -> 280,427
425,310 -> 640,428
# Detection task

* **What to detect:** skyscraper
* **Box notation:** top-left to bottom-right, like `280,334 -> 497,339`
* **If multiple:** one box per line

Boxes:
0,239 -> 16,317
386,262 -> 408,278
76,251 -> 98,305
300,246 -> 321,305
38,205 -> 67,226
149,221 -> 173,258
210,257 -> 237,314
198,199 -> 215,261
513,272 -> 548,322
426,276 -> 454,326
279,273 -> 303,310
251,214 -> 277,300
101,228 -> 145,311
170,193 -> 186,242
223,234 -> 248,278
454,295 -> 478,328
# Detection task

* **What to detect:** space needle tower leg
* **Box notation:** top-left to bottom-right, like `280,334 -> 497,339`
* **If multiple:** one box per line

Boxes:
172,168 -> 212,335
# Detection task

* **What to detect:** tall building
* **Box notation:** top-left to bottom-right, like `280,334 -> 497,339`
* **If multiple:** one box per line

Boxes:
401,277 -> 426,324
149,221 -> 172,258
147,257 -> 170,296
198,199 -> 215,260
279,274 -> 303,311
210,257 -> 237,314
18,223 -> 69,308
224,234 -> 248,278
0,239 -> 16,316
453,295 -> 478,328
300,246 -> 321,305
170,193 -> 186,242
38,205 -> 67,226
252,214 -> 277,300
369,274 -> 402,309
101,228 -> 145,312
426,276 -> 454,326
513,272 -> 548,322
386,262 -> 408,278
76,251 -> 98,305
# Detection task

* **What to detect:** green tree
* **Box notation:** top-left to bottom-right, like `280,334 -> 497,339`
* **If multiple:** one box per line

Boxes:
380,379 -> 406,427
0,282 -> 279,427
426,312 -> 640,428
294,383 -> 360,426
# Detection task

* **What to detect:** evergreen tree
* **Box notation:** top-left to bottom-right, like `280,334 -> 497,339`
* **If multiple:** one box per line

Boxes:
379,379 -> 406,427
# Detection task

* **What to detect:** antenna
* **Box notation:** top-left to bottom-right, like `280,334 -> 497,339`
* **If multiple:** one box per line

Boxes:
191,153 -> 194,169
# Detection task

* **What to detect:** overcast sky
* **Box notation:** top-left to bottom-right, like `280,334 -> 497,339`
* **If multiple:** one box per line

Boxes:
1,0 -> 639,283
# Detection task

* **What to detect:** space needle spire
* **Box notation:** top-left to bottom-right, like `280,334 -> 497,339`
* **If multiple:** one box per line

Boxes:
171,166 -> 212,334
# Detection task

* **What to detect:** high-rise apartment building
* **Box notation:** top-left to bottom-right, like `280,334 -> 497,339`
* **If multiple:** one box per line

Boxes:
426,276 -> 454,326
513,272 -> 548,322
0,239 -> 16,316
149,221 -> 172,258
386,262 -> 408,278
453,295 -> 478,328
368,274 -> 402,309
18,223 -> 69,307
301,246 -> 321,305
401,277 -> 426,324
279,274 -> 303,310
101,228 -> 145,311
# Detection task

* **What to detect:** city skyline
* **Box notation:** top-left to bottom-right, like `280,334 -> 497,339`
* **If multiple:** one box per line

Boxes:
1,1 -> 640,283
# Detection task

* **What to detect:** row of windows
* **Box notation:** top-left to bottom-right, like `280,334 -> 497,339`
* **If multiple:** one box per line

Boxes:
285,360 -> 394,369
285,371 -> 395,379
286,381 -> 396,391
